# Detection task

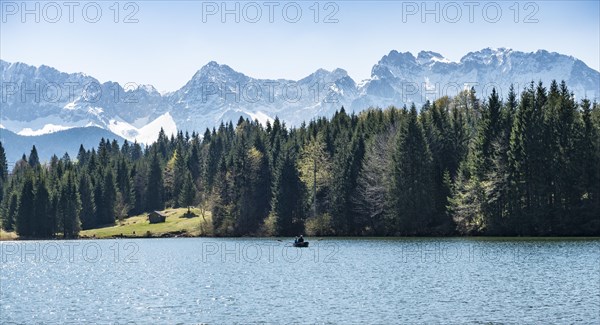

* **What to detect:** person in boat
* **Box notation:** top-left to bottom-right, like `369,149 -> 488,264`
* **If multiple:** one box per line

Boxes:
294,236 -> 299,244
298,235 -> 304,243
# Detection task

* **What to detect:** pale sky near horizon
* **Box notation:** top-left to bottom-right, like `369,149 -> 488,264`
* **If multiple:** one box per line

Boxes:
1,0 -> 599,92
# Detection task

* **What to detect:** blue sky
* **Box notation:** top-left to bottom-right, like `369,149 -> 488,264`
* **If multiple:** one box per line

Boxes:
1,0 -> 599,92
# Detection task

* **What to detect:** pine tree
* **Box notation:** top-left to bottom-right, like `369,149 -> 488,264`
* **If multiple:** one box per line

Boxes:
93,174 -> 104,226
422,100 -> 456,233
270,153 -> 305,236
230,135 -> 253,235
188,137 -> 202,181
178,170 -> 196,209
578,98 -> 599,231
98,138 -> 110,166
388,105 -> 434,235
16,175 -> 36,237
172,147 -> 188,207
115,158 -> 134,213
474,88 -> 502,178
121,140 -> 130,158
57,172 -> 82,238
248,143 -> 272,231
211,158 -> 232,235
507,84 -> 532,234
77,145 -> 88,165
448,165 -> 486,235
467,88 -> 508,233
2,190 -> 19,232
146,151 -> 164,211
33,177 -> 53,238
28,145 -> 40,168
555,82 -> 581,227
507,82 -> 549,234
79,173 -> 96,229
330,132 -> 364,235
0,141 -> 7,208
130,141 -> 143,161
157,128 -> 169,159
204,135 -> 223,190
131,163 -> 146,215
100,169 -> 117,225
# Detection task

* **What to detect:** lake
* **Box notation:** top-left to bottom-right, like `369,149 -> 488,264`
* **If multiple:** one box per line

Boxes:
1,237 -> 599,324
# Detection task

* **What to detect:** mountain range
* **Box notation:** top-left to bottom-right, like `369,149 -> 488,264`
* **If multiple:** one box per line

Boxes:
1,48 -> 599,162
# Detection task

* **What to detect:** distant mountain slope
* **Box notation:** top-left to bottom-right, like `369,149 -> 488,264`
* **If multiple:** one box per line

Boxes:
356,48 -> 600,110
0,60 -> 171,142
0,127 -> 125,163
2,48 -> 598,160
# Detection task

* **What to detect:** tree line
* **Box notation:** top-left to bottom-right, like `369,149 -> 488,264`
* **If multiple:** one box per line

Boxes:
0,80 -> 598,238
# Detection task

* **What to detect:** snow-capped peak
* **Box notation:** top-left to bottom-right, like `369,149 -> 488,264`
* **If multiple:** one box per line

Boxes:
461,47 -> 514,65
2,48 -> 598,159
137,84 -> 159,94
198,61 -> 237,76
189,61 -> 247,84
417,51 -> 452,65
301,67 -> 349,83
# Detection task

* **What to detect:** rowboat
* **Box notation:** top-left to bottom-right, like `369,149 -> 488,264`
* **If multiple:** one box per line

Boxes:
293,241 -> 309,248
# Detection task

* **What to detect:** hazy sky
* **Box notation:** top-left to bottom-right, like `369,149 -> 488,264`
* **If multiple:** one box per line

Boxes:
1,0 -> 599,92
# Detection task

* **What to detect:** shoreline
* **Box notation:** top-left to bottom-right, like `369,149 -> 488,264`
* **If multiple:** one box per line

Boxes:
2,233 -> 600,242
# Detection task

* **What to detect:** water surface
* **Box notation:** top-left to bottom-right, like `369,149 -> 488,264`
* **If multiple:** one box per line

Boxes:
1,237 -> 599,324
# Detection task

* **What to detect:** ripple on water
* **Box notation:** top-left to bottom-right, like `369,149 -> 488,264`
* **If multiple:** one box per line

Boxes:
1,237 -> 599,323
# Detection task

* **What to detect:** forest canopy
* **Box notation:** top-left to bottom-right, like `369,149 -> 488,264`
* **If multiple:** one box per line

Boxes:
1,80 -> 599,238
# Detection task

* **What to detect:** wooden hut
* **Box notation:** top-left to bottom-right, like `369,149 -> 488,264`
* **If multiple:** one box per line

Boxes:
148,211 -> 166,224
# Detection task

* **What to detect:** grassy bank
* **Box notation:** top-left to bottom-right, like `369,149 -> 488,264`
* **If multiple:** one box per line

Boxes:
80,208 -> 212,239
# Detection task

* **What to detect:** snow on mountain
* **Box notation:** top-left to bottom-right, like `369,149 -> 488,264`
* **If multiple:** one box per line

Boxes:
135,112 -> 177,144
1,48 -> 599,158
417,51 -> 453,65
0,59 -> 169,141
1,115 -> 95,135
355,47 -> 599,110
106,112 -> 177,144
168,62 -> 356,132
247,111 -> 274,126
17,124 -> 74,136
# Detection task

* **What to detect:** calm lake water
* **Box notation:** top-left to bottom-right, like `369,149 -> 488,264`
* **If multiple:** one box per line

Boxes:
1,237 -> 599,324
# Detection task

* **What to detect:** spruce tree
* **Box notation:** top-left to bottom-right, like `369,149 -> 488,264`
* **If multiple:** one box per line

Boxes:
270,153 -> 305,236
389,105 -> 434,235
211,158 -> 232,235
172,147 -> 188,207
57,172 -> 82,238
474,88 -> 502,178
79,173 -> 96,230
579,99 -> 600,231
0,141 -> 7,208
178,171 -> 196,209
100,169 -> 117,225
146,152 -> 164,211
16,175 -> 36,237
28,145 -> 40,168
188,137 -> 202,181
32,177 -> 53,238
2,191 -> 19,232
